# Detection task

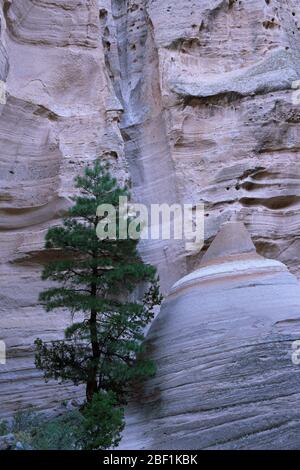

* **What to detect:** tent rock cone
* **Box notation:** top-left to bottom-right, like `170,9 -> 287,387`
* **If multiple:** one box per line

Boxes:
121,222 -> 300,450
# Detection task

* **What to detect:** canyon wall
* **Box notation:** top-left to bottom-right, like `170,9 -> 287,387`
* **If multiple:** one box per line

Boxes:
0,0 -> 300,416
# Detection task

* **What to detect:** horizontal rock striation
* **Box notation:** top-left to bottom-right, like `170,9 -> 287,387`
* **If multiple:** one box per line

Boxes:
121,223 -> 300,450
0,0 -> 124,417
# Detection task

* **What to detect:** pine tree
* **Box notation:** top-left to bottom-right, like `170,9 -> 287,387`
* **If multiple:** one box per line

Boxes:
35,161 -> 162,414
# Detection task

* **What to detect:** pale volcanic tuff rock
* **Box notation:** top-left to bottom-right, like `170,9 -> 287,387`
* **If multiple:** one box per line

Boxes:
99,0 -> 300,279
0,0 -> 124,417
121,223 -> 300,450
0,0 -> 300,418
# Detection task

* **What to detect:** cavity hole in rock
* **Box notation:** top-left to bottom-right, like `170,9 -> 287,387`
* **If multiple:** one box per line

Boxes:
104,41 -> 111,51
242,181 -> 257,191
130,4 -> 138,12
240,195 -> 299,210
105,151 -> 118,159
99,9 -> 107,19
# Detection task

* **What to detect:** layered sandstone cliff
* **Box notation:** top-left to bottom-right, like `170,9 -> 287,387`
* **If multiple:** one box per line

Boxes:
0,0 -> 300,417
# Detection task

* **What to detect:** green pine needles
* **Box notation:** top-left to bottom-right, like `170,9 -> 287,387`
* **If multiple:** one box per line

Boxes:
35,161 -> 162,449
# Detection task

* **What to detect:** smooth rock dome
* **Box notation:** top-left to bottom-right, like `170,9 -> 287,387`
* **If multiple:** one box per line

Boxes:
121,222 -> 300,450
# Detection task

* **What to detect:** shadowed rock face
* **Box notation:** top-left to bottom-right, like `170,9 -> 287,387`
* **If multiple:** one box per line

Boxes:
121,223 -> 300,450
1,0 -> 300,417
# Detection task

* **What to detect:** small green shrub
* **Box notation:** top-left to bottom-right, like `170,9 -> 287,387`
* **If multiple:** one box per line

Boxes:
14,430 -> 33,449
11,409 -> 41,434
32,411 -> 85,450
0,420 -> 8,436
82,391 -> 124,450
5,393 -> 125,450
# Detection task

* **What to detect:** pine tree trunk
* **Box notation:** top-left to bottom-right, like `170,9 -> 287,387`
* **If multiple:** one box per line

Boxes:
86,267 -> 100,402
87,308 -> 100,401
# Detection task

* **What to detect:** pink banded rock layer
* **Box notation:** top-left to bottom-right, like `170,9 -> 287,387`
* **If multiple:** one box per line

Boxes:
0,0 -> 300,417
121,223 -> 300,450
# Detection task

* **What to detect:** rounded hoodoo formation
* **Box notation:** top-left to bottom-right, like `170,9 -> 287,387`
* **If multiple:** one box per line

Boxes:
121,222 -> 300,450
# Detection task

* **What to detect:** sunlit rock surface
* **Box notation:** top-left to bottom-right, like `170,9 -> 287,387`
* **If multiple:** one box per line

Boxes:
121,222 -> 300,450
0,0 -> 300,416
